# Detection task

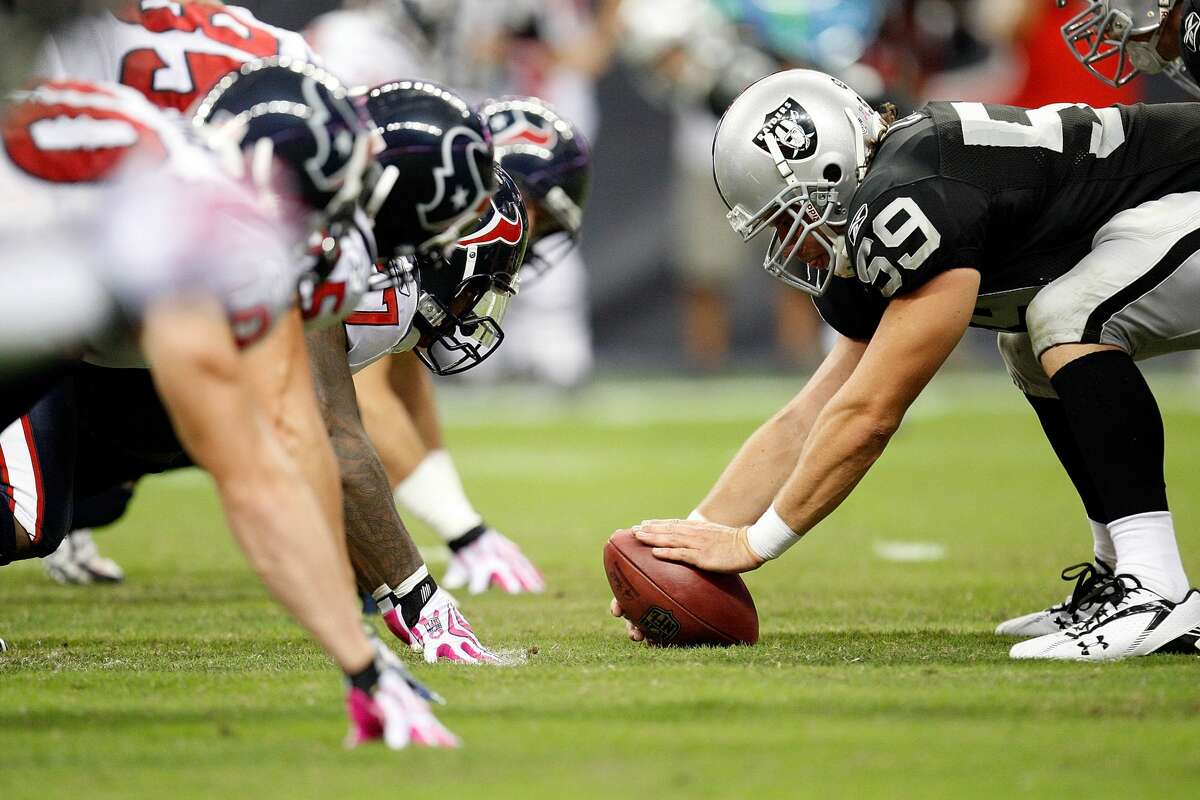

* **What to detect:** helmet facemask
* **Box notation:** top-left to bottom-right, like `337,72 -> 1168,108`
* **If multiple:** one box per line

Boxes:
413,269 -> 516,375
1058,1 -> 1174,87
411,165 -> 528,375
725,127 -> 844,298
521,186 -> 584,280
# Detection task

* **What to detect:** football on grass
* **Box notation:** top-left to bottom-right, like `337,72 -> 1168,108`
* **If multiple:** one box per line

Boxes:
603,529 -> 758,646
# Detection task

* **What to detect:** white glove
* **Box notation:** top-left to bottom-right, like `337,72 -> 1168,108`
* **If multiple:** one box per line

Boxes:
442,529 -> 545,595
384,587 -> 500,664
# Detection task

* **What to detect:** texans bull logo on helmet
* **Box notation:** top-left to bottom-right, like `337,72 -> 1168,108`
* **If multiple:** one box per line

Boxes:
299,77 -> 364,196
753,97 -> 818,161
415,125 -> 492,234
488,108 -> 559,150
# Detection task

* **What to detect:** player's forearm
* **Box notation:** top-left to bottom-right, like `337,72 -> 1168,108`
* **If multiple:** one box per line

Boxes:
143,303 -> 370,673
697,336 -> 866,526
771,394 -> 901,538
216,465 -> 373,673
307,327 -> 425,593
333,418 -> 426,592
245,314 -> 353,591
245,312 -> 345,540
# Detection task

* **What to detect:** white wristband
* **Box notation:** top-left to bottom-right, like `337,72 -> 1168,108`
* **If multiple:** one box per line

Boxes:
745,504 -> 801,561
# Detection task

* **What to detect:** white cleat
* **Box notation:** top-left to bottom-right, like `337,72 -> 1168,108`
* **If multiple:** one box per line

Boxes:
43,529 -> 124,585
1009,575 -> 1200,661
996,560 -> 1114,637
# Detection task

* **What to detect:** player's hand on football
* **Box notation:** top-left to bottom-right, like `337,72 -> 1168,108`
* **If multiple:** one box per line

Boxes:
345,663 -> 459,750
609,597 -> 645,642
633,519 -> 765,573
442,529 -> 545,595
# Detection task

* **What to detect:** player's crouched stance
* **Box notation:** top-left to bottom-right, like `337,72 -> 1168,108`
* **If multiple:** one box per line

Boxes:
615,69 -> 1200,661
0,78 -> 455,745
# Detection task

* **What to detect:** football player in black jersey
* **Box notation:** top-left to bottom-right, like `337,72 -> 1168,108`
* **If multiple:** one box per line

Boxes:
613,69 -> 1200,660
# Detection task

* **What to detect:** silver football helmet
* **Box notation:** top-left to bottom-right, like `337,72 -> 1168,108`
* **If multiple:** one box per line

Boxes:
1057,1 -> 1200,97
712,69 -> 885,297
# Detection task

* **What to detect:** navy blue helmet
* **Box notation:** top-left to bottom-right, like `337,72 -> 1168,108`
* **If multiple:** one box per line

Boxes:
360,80 -> 497,261
191,57 -> 372,224
481,96 -> 590,277
412,165 -> 528,375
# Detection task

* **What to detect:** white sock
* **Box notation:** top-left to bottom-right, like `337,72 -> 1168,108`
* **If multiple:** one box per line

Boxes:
392,450 -> 483,542
1108,511 -> 1190,602
1089,519 -> 1116,567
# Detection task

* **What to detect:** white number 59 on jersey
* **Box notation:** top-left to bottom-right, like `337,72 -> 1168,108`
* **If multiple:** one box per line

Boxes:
853,197 -> 942,297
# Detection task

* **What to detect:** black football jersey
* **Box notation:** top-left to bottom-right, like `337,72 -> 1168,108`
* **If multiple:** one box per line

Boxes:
817,101 -> 1200,339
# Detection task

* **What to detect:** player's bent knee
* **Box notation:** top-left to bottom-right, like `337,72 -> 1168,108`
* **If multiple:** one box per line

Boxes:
996,332 -> 1056,399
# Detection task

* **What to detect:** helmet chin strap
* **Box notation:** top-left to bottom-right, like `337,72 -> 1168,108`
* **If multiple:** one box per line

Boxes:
762,131 -> 802,190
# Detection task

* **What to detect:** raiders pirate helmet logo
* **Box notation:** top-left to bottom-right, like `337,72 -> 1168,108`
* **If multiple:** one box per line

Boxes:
753,97 -> 818,162
1186,11 -> 1200,53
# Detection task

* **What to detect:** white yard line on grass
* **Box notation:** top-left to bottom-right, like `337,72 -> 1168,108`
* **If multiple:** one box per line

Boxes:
873,541 -> 947,563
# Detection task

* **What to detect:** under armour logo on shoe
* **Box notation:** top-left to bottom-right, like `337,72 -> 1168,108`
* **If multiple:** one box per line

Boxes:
1076,635 -> 1109,656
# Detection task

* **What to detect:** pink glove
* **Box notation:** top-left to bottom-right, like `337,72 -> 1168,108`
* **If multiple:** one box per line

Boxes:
383,587 -> 500,664
345,664 -> 459,749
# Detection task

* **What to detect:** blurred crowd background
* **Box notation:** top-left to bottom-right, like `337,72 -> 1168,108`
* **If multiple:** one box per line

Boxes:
14,0 -> 1198,385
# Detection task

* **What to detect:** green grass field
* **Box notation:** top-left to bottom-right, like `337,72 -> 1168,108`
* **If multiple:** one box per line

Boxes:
3,372 -> 1200,798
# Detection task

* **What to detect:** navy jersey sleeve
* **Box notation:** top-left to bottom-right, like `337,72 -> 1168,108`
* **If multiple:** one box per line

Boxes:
813,276 -> 887,341
844,177 -> 989,299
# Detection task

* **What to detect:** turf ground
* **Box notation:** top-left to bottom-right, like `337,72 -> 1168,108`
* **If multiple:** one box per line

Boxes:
2,371 -> 1200,798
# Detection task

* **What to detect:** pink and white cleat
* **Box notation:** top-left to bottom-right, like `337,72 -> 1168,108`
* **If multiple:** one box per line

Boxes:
443,529 -> 545,595
345,663 -> 459,749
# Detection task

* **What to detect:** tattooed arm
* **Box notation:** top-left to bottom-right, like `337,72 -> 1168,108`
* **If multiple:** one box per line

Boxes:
304,324 -> 425,594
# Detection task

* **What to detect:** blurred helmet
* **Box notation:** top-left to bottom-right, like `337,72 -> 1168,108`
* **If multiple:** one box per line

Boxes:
1057,1 -> 1200,97
713,69 -> 884,297
191,57 -> 373,224
481,96 -> 591,277
411,166 -> 528,375
617,0 -> 775,113
383,0 -> 460,37
359,80 -> 497,261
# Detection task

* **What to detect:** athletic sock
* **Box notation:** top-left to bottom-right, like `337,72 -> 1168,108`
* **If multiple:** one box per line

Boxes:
1109,511 -> 1190,602
1089,519 -> 1116,567
392,449 -> 483,542
1025,394 -> 1107,522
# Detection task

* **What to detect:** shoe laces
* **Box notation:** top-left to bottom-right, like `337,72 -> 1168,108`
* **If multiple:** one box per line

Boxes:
1071,574 -> 1145,633
1060,561 -> 1116,616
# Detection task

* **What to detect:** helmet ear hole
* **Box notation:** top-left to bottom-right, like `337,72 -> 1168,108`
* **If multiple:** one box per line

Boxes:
823,164 -> 842,183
